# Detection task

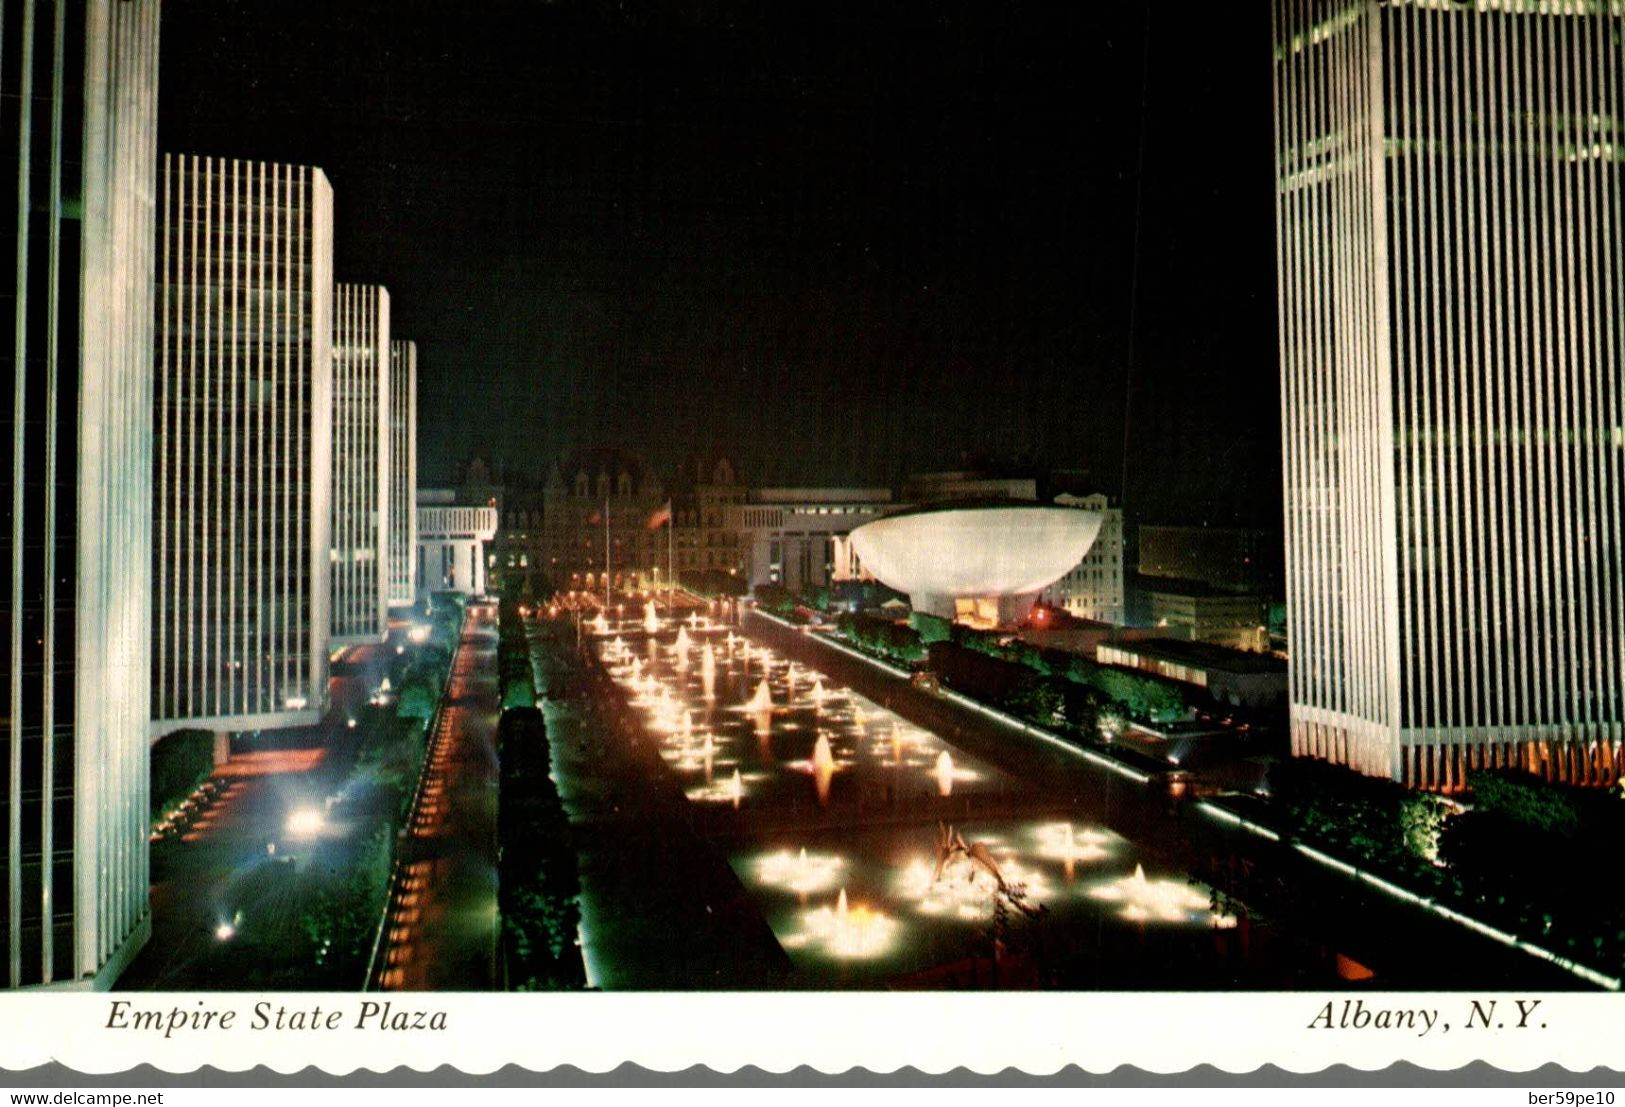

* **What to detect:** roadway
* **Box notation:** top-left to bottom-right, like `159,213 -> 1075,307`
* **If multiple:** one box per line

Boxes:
119,632 -> 400,990
375,603 -> 501,991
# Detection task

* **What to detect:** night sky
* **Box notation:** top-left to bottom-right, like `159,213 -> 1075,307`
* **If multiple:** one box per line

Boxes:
158,0 -> 1280,526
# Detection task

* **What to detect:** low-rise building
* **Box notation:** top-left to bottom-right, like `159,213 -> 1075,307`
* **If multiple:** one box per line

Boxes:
1097,638 -> 1287,709
417,491 -> 498,598
1146,580 -> 1269,652
738,487 -> 894,594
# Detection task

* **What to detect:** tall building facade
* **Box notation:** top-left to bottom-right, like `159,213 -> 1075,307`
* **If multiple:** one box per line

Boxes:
4,0 -> 160,989
330,283 -> 389,644
153,156 -> 334,735
1273,0 -> 1625,788
1045,493 -> 1126,624
387,339 -> 417,607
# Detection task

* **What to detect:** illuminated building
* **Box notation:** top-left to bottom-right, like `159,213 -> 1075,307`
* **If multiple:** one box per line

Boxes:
152,155 -> 334,737
737,488 -> 894,594
1274,0 -> 1625,787
330,283 -> 390,644
540,448 -> 665,592
670,450 -> 746,581
4,0 -> 160,989
1045,493 -> 1126,624
387,340 -> 417,607
418,491 -> 498,598
850,503 -> 1103,627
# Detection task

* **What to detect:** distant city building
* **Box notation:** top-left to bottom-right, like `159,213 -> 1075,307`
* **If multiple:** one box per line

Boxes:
1273,0 -> 1625,787
492,474 -> 545,598
4,0 -> 160,989
1098,639 -> 1287,711
540,448 -> 665,593
901,470 -> 1037,504
152,156 -> 334,737
737,488 -> 894,594
417,491 -> 498,598
386,341 -> 418,607
1138,524 -> 1281,597
330,283 -> 390,644
671,450 -> 747,581
1147,582 -> 1267,653
1045,493 -> 1125,624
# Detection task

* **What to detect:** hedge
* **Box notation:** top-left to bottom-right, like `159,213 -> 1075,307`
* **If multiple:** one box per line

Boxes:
497,594 -> 537,709
837,612 -> 925,663
497,706 -> 586,990
149,729 -> 215,823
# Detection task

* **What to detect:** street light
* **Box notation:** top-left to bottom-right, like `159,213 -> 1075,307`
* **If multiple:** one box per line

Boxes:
285,806 -> 325,839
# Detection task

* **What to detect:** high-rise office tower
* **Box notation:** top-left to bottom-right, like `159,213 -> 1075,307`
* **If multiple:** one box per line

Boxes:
4,0 -> 160,989
1273,1 -> 1625,788
153,155 -> 334,736
330,283 -> 389,644
387,339 -> 417,608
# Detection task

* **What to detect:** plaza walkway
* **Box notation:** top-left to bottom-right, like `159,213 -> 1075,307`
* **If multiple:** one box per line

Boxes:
378,604 -> 502,990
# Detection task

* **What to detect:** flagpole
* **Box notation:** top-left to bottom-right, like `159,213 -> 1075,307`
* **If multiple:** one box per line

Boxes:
603,496 -> 610,611
667,508 -> 673,610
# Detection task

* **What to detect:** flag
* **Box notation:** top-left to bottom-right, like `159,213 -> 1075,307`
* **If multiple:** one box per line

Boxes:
647,500 -> 672,530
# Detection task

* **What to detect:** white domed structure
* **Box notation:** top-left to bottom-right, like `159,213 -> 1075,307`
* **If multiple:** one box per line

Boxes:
849,502 -> 1103,627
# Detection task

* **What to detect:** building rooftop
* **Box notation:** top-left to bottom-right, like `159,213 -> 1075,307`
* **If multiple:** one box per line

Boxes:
1105,636 -> 1285,675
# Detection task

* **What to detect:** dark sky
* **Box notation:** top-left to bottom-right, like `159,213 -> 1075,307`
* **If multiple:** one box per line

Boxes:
158,0 -> 1281,526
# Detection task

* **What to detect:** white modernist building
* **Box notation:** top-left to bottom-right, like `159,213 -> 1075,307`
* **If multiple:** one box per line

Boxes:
850,503 -> 1103,628
737,487 -> 893,594
5,0 -> 160,990
330,283 -> 390,644
152,156 -> 334,737
418,492 -> 498,599
1274,0 -> 1625,788
387,340 -> 418,607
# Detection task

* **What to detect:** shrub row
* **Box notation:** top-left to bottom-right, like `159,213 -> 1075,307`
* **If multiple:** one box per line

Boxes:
837,611 -> 925,663
498,594 -> 537,709
497,706 -> 586,990
1263,758 -> 1625,976
149,729 -> 215,823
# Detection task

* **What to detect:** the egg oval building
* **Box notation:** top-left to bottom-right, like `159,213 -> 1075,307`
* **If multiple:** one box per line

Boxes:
849,502 -> 1103,628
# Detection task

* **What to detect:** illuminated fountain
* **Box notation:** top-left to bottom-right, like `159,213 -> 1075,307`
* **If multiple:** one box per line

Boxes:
745,679 -> 773,713
700,644 -> 716,695
934,750 -> 956,797
591,611 -> 610,635
643,599 -> 660,634
781,888 -> 896,960
810,679 -> 826,706
851,705 -> 867,730
674,625 -> 692,653
730,768 -> 743,809
755,847 -> 846,896
785,663 -> 797,700
892,723 -> 904,765
1035,822 -> 1112,881
1089,864 -> 1220,925
810,731 -> 837,805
